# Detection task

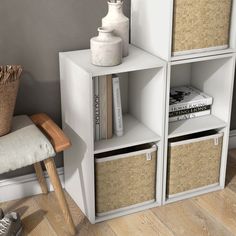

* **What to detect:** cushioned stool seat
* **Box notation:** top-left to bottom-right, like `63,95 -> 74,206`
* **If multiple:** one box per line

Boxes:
0,115 -> 56,174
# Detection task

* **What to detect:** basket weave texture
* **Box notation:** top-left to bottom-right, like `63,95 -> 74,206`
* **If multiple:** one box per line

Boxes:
0,65 -> 22,136
172,0 -> 232,53
95,150 -> 157,214
167,135 -> 223,195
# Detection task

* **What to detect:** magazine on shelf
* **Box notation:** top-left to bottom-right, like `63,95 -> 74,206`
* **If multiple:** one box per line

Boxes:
112,74 -> 123,137
169,110 -> 211,122
169,86 -> 213,112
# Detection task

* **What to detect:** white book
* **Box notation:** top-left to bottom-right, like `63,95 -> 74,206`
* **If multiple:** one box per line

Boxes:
112,75 -> 123,136
94,77 -> 100,141
169,86 -> 213,112
169,110 -> 211,122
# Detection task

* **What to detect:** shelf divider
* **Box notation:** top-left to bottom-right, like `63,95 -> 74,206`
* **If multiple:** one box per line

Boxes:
94,114 -> 161,154
168,115 -> 227,139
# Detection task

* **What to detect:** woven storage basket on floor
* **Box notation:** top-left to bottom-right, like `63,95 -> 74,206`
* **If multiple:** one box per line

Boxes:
95,145 -> 157,216
0,66 -> 22,136
172,0 -> 232,55
167,132 -> 223,196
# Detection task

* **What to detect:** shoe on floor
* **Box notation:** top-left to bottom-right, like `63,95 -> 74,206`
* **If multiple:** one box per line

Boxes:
0,210 -> 3,220
0,212 -> 22,236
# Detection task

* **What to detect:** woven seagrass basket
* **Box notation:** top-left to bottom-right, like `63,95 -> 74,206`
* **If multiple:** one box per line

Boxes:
172,0 -> 232,55
95,144 -> 157,215
0,65 -> 22,136
167,132 -> 223,196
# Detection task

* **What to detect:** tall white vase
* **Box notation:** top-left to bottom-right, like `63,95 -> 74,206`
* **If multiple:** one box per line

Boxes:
90,27 -> 122,67
102,1 -> 129,57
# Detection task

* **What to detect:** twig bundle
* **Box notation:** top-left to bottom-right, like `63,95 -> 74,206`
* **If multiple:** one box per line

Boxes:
0,65 -> 22,84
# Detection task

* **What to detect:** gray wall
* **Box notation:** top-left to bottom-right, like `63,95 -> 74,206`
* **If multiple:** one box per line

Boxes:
0,0 -> 130,180
1,0 -> 236,180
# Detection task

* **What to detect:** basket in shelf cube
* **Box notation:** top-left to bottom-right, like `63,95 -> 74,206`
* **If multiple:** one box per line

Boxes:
167,132 -> 223,196
95,145 -> 157,216
172,0 -> 232,55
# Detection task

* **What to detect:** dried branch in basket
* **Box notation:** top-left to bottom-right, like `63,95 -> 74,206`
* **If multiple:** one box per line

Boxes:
0,65 -> 22,84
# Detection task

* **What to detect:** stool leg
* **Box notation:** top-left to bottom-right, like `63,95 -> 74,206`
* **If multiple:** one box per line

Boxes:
34,162 -> 48,194
44,157 -> 77,235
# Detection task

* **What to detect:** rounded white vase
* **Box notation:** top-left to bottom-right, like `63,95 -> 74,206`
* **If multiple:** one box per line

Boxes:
90,27 -> 122,67
102,1 -> 129,57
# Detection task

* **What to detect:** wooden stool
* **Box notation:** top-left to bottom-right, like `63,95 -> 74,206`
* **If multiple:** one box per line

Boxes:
0,113 -> 77,235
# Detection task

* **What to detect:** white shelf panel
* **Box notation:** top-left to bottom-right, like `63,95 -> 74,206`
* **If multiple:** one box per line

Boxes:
94,114 -> 161,154
171,48 -> 235,62
95,201 -> 159,223
168,115 -> 227,139
165,183 -> 221,204
60,45 -> 165,77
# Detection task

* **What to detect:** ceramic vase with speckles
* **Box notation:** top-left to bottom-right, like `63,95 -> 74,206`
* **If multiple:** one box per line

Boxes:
90,27 -> 122,67
102,1 -> 129,57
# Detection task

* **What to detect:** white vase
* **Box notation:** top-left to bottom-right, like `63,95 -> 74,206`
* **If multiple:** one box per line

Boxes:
90,27 -> 122,67
102,1 -> 129,57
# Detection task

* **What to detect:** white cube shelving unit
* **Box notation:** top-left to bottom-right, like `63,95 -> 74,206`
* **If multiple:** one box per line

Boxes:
163,54 -> 236,204
59,1 -> 236,223
131,0 -> 236,61
59,45 -> 167,223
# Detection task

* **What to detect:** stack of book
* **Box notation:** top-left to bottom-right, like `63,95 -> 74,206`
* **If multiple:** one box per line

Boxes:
94,74 -> 123,141
169,86 -> 213,122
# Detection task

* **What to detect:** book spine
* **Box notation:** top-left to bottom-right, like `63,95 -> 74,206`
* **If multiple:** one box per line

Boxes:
169,97 -> 213,112
169,110 -> 211,122
169,105 -> 211,117
94,77 -> 100,141
99,75 -> 107,140
112,75 -> 123,136
106,75 -> 113,139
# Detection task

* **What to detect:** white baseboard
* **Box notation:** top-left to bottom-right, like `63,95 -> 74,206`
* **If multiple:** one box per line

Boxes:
229,130 -> 236,149
0,167 -> 64,203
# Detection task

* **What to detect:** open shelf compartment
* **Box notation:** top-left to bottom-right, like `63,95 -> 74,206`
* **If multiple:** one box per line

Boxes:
94,67 -> 165,154
168,54 -> 235,138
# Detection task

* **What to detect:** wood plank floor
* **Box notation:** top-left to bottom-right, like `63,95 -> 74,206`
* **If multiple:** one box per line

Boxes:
2,150 -> 236,236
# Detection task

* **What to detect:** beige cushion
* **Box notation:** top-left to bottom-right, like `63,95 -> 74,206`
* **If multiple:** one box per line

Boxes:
0,115 -> 56,174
